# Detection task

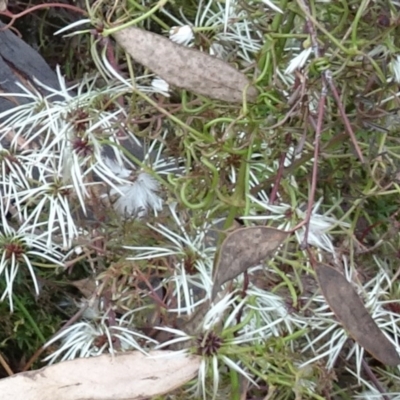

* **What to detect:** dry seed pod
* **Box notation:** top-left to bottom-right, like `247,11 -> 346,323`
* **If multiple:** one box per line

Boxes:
315,263 -> 400,366
113,27 -> 258,103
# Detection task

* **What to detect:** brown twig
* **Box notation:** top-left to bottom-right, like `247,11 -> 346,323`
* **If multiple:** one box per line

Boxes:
0,3 -> 87,33
301,86 -> 326,248
293,0 -> 327,248
362,359 -> 390,400
269,133 -> 292,204
0,352 -> 14,376
296,0 -> 364,163
326,76 -> 365,162
294,0 -> 365,247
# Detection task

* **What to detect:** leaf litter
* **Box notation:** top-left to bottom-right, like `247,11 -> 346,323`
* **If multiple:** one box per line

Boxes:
315,263 -> 400,366
211,226 -> 289,300
113,27 -> 258,103
0,350 -> 201,400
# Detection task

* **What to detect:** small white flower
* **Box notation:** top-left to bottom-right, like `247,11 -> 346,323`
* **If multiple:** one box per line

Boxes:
43,314 -> 157,364
285,47 -> 313,75
151,78 -> 170,97
169,25 -> 194,46
242,283 -> 307,340
161,0 -> 263,64
17,177 -> 80,250
104,158 -> 163,217
126,203 -> 215,314
0,69 -> 140,197
244,196 -> 349,257
156,293 -> 256,400
113,172 -> 162,217
294,199 -> 346,255
0,223 -> 63,311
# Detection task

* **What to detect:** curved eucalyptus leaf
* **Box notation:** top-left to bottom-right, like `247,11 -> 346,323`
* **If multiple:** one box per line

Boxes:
0,350 -> 201,400
315,263 -> 400,366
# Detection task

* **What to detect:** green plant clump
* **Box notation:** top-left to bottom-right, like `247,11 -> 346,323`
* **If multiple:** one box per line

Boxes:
0,0 -> 400,398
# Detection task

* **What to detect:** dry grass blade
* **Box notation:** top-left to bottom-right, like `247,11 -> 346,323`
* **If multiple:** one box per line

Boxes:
113,27 -> 258,103
211,227 -> 289,300
0,350 -> 201,400
315,264 -> 400,366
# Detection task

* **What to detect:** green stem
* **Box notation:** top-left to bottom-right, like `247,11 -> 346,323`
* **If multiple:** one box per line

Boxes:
350,0 -> 370,48
269,261 -> 298,307
222,152 -> 250,230
132,90 -> 212,143
274,7 -> 296,62
181,91 -> 212,114
126,0 -> 170,30
103,0 -> 169,35
229,368 -> 240,400
179,156 -> 219,210
13,295 -> 46,343
296,0 -> 357,55
271,0 -> 289,32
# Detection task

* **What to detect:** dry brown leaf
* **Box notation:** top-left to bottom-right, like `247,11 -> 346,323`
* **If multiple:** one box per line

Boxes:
315,263 -> 400,366
70,277 -> 97,298
113,27 -> 258,103
0,350 -> 201,400
211,226 -> 289,300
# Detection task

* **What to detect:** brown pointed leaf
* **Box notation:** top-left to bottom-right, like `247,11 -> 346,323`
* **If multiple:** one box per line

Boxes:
0,350 -> 201,400
113,27 -> 258,103
315,264 -> 400,366
211,227 -> 289,300
70,277 -> 97,299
